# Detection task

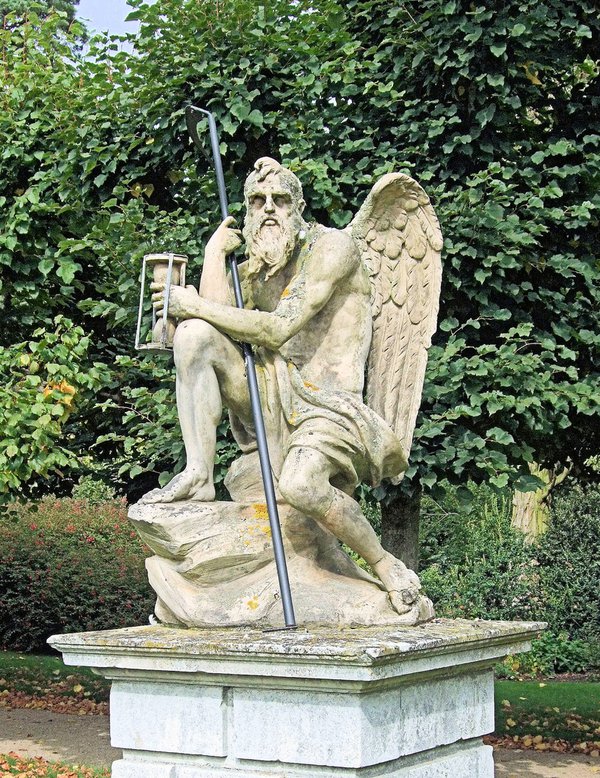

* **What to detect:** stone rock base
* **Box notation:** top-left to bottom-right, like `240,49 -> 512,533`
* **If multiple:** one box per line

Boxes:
129,500 -> 432,627
49,619 -> 543,778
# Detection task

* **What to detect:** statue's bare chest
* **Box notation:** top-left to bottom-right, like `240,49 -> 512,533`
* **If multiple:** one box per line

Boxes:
250,264 -> 297,313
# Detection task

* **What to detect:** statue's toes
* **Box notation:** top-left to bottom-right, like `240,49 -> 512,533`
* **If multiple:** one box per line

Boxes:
401,585 -> 420,605
388,590 -> 413,615
189,481 -> 216,501
389,592 -> 436,624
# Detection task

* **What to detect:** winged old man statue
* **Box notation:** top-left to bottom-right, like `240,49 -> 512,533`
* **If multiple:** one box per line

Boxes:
135,157 -> 443,627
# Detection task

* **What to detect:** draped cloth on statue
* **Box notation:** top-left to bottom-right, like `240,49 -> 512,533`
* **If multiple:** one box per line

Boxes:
229,351 -> 407,496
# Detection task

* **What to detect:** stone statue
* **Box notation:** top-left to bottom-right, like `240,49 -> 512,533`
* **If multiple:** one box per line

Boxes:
130,158 -> 443,628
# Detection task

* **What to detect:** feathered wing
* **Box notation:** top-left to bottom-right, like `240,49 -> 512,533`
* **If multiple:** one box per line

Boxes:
345,173 -> 443,481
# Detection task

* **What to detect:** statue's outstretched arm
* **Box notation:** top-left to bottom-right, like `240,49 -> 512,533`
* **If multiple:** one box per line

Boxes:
161,230 -> 358,349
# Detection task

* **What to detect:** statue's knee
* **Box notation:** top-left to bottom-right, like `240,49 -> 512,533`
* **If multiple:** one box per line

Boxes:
279,473 -> 307,510
279,470 -> 328,517
173,320 -> 216,367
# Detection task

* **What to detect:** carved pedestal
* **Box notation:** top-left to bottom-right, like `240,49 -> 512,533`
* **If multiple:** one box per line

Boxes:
49,619 -> 542,777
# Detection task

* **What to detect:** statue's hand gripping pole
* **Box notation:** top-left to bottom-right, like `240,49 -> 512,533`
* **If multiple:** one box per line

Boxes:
186,105 -> 297,630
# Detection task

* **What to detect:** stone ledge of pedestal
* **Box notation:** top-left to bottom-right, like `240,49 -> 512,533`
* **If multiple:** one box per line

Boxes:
48,618 -> 544,687
110,739 -> 494,777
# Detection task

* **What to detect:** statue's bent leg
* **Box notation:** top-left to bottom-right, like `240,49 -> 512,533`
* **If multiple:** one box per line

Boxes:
278,447 -> 430,618
141,319 -> 249,504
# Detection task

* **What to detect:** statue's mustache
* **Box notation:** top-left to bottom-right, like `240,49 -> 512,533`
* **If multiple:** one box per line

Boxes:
244,216 -> 285,239
259,216 -> 280,228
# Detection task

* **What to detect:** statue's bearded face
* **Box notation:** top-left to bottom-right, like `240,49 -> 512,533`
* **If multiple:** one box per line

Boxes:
243,178 -> 304,280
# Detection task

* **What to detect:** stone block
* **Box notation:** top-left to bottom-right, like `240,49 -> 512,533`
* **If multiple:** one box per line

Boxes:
231,671 -> 492,767
49,618 -> 544,777
110,682 -> 226,756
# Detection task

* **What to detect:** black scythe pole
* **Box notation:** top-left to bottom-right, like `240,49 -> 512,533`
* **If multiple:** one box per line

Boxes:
185,105 -> 297,630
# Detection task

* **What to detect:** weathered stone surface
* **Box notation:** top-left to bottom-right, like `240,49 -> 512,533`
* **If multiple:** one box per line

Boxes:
137,158 -> 443,625
130,500 -> 428,627
49,619 -> 544,676
111,682 -> 226,757
49,619 -> 543,777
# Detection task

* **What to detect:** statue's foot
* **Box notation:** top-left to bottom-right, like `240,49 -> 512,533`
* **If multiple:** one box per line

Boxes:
392,593 -> 436,625
140,467 -> 216,504
374,551 -> 433,622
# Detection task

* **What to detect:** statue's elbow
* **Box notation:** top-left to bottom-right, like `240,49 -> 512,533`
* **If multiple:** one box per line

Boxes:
263,333 -> 285,351
262,321 -> 292,351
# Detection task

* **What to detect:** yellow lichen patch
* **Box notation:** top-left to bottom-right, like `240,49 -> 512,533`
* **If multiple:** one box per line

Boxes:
244,521 -> 272,539
247,596 -> 259,610
281,287 -> 291,298
303,380 -> 320,391
252,503 -> 269,520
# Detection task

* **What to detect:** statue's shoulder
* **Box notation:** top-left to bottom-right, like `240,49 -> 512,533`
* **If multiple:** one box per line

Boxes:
306,224 -> 360,268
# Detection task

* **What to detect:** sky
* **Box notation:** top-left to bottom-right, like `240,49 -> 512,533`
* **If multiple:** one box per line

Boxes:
76,0 -> 140,36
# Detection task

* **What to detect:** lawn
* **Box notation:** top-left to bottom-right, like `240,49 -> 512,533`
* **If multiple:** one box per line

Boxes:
0,753 -> 109,777
494,679 -> 600,752
0,651 -> 109,713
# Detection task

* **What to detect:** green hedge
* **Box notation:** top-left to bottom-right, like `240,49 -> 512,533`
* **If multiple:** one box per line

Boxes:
537,484 -> 600,643
0,497 -> 154,652
419,486 -> 544,623
419,481 -> 600,674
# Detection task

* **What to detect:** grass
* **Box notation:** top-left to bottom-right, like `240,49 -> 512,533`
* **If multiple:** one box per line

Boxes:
0,752 -> 109,777
495,679 -> 600,744
0,651 -> 110,703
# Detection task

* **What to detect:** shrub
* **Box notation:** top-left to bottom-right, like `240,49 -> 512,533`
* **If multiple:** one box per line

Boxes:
419,484 -> 544,623
71,475 -> 117,504
498,630 -> 600,678
0,497 -> 154,652
535,483 -> 600,643
419,481 -> 600,675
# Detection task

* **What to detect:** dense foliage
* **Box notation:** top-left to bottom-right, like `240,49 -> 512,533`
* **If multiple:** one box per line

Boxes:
0,318 -> 108,496
1,0 -> 78,19
419,485 -> 543,622
536,484 -> 600,642
0,496 -> 154,651
0,2 -> 598,534
419,481 -> 600,674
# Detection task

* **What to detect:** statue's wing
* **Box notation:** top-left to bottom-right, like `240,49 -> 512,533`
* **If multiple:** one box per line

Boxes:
345,173 -> 443,474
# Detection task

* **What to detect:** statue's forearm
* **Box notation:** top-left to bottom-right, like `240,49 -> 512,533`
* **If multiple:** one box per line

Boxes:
198,249 -> 232,305
190,297 -> 284,349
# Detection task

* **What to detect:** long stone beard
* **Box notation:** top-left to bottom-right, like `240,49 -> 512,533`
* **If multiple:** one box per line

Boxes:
243,216 -> 301,280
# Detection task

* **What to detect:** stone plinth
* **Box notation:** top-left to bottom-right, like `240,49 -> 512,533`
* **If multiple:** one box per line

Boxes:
49,619 -> 543,777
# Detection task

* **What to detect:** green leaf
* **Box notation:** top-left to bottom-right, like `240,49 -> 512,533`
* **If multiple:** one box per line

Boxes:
38,258 -> 55,276
440,317 -> 459,331
486,74 -> 505,87
514,474 -> 545,492
487,428 -> 515,445
56,261 -> 78,284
